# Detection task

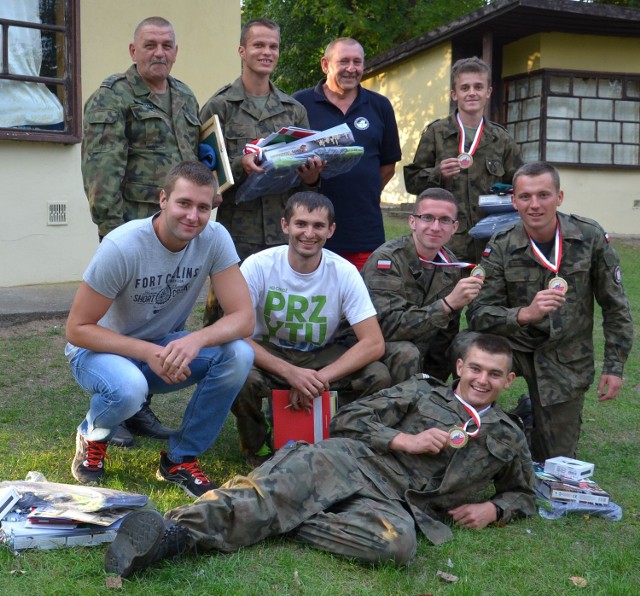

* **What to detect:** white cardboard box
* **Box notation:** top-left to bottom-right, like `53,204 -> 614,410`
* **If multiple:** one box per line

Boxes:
544,456 -> 594,480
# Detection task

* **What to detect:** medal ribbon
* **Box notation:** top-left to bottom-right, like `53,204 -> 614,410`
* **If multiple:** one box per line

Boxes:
454,393 -> 492,437
527,218 -> 562,273
417,249 -> 475,269
456,112 -> 485,157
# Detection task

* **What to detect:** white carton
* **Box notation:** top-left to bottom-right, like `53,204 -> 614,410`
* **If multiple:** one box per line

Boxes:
544,456 -> 594,480
0,486 -> 20,520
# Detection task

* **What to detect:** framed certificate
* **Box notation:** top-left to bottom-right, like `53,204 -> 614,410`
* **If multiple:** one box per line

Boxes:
199,114 -> 234,193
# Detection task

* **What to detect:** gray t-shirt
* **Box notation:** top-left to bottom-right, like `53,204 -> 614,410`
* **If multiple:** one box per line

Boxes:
74,216 -> 238,343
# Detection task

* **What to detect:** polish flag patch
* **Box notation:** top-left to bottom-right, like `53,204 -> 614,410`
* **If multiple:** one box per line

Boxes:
604,232 -> 611,243
482,247 -> 492,257
377,260 -> 392,270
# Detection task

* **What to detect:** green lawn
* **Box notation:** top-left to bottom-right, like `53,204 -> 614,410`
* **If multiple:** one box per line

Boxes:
0,227 -> 638,595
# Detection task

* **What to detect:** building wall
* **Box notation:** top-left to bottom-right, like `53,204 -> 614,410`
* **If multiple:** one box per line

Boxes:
503,33 -> 640,76
0,0 -> 240,288
364,33 -> 640,236
362,42 -> 451,205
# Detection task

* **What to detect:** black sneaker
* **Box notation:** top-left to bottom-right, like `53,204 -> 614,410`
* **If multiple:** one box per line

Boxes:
109,424 -> 135,448
125,403 -> 175,440
156,451 -> 218,498
71,433 -> 108,485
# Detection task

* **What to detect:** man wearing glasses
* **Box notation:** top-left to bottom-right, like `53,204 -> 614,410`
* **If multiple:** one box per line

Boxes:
362,188 -> 483,384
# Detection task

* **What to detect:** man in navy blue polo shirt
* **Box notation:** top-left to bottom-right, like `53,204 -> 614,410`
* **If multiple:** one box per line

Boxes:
294,38 -> 401,270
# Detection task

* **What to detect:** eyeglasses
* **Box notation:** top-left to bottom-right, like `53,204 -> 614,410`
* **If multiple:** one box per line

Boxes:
412,213 -> 457,226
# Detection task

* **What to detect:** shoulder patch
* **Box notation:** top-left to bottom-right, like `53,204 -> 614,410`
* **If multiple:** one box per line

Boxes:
100,73 -> 126,89
614,265 -> 622,284
376,259 -> 392,270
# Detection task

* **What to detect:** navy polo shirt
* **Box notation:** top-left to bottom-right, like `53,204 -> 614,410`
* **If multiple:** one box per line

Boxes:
294,81 -> 401,253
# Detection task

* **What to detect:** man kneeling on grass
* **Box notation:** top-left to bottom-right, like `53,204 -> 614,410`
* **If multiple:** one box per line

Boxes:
105,333 -> 535,576
65,161 -> 255,497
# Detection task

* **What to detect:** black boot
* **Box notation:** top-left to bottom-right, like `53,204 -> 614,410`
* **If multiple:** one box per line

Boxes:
104,510 -> 193,577
109,424 -> 135,448
125,400 -> 175,440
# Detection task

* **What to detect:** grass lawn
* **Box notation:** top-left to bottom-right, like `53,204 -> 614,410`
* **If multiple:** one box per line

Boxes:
0,218 -> 638,595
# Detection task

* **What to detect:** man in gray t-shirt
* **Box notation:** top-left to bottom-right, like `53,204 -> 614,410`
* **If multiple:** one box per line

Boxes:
66,161 -> 255,498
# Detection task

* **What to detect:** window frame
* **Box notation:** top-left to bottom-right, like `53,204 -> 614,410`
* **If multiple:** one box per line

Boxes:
0,0 -> 81,144
503,68 -> 640,170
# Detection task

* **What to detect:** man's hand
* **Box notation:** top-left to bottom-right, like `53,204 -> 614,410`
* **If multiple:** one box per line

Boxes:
153,334 -> 204,384
296,155 -> 326,186
437,157 -> 462,181
516,289 -> 566,325
284,367 -> 330,411
444,276 -> 483,311
242,152 -> 265,175
389,428 -> 450,454
448,502 -> 497,529
597,374 -> 623,401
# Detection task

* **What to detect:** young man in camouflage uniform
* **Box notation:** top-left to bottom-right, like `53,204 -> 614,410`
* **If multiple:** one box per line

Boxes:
404,57 -> 522,264
235,192 -> 389,466
199,19 -> 322,260
105,333 -> 535,577
81,17 -> 201,444
466,162 -> 633,461
199,18 -> 323,326
362,188 -> 483,385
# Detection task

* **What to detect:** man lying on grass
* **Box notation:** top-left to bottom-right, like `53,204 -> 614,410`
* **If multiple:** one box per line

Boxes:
105,333 -> 536,577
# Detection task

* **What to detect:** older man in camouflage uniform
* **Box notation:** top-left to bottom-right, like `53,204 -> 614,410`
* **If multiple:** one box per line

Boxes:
105,333 -> 535,577
467,162 -> 633,462
404,57 -> 522,264
82,16 -> 200,240
362,188 -> 483,385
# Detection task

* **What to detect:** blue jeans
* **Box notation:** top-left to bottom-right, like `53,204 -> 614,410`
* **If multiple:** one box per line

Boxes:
68,332 -> 254,463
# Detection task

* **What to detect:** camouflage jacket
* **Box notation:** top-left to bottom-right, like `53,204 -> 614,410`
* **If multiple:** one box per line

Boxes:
330,376 -> 536,544
403,113 -> 522,257
81,65 -> 200,237
361,235 -> 461,349
466,212 -> 633,406
200,77 -> 310,256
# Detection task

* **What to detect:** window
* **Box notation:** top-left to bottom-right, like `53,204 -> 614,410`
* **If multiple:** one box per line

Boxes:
504,69 -> 640,168
0,0 -> 80,143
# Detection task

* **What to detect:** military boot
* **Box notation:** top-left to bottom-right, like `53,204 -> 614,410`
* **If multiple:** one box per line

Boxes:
104,510 -> 194,577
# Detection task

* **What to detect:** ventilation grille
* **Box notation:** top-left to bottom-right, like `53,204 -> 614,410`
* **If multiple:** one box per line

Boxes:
47,202 -> 67,225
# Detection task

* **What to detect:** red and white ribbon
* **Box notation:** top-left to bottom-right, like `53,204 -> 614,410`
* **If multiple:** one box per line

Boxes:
457,112 -> 485,157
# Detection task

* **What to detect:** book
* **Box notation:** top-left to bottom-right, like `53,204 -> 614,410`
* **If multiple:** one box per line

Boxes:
1,516 -> 118,551
535,477 -> 610,506
257,126 -> 319,148
199,114 -> 234,193
533,464 -> 610,506
271,390 -> 338,449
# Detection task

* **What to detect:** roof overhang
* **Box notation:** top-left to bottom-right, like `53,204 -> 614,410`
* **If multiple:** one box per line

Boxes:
364,0 -> 640,77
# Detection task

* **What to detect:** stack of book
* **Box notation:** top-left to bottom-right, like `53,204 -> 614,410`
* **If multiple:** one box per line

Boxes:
534,459 -> 611,507
235,124 -> 364,204
0,481 -> 151,551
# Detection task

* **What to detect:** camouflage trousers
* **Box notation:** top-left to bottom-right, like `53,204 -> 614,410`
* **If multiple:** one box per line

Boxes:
165,439 -> 417,565
232,342 -> 391,457
513,352 -> 586,462
383,339 -> 454,386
